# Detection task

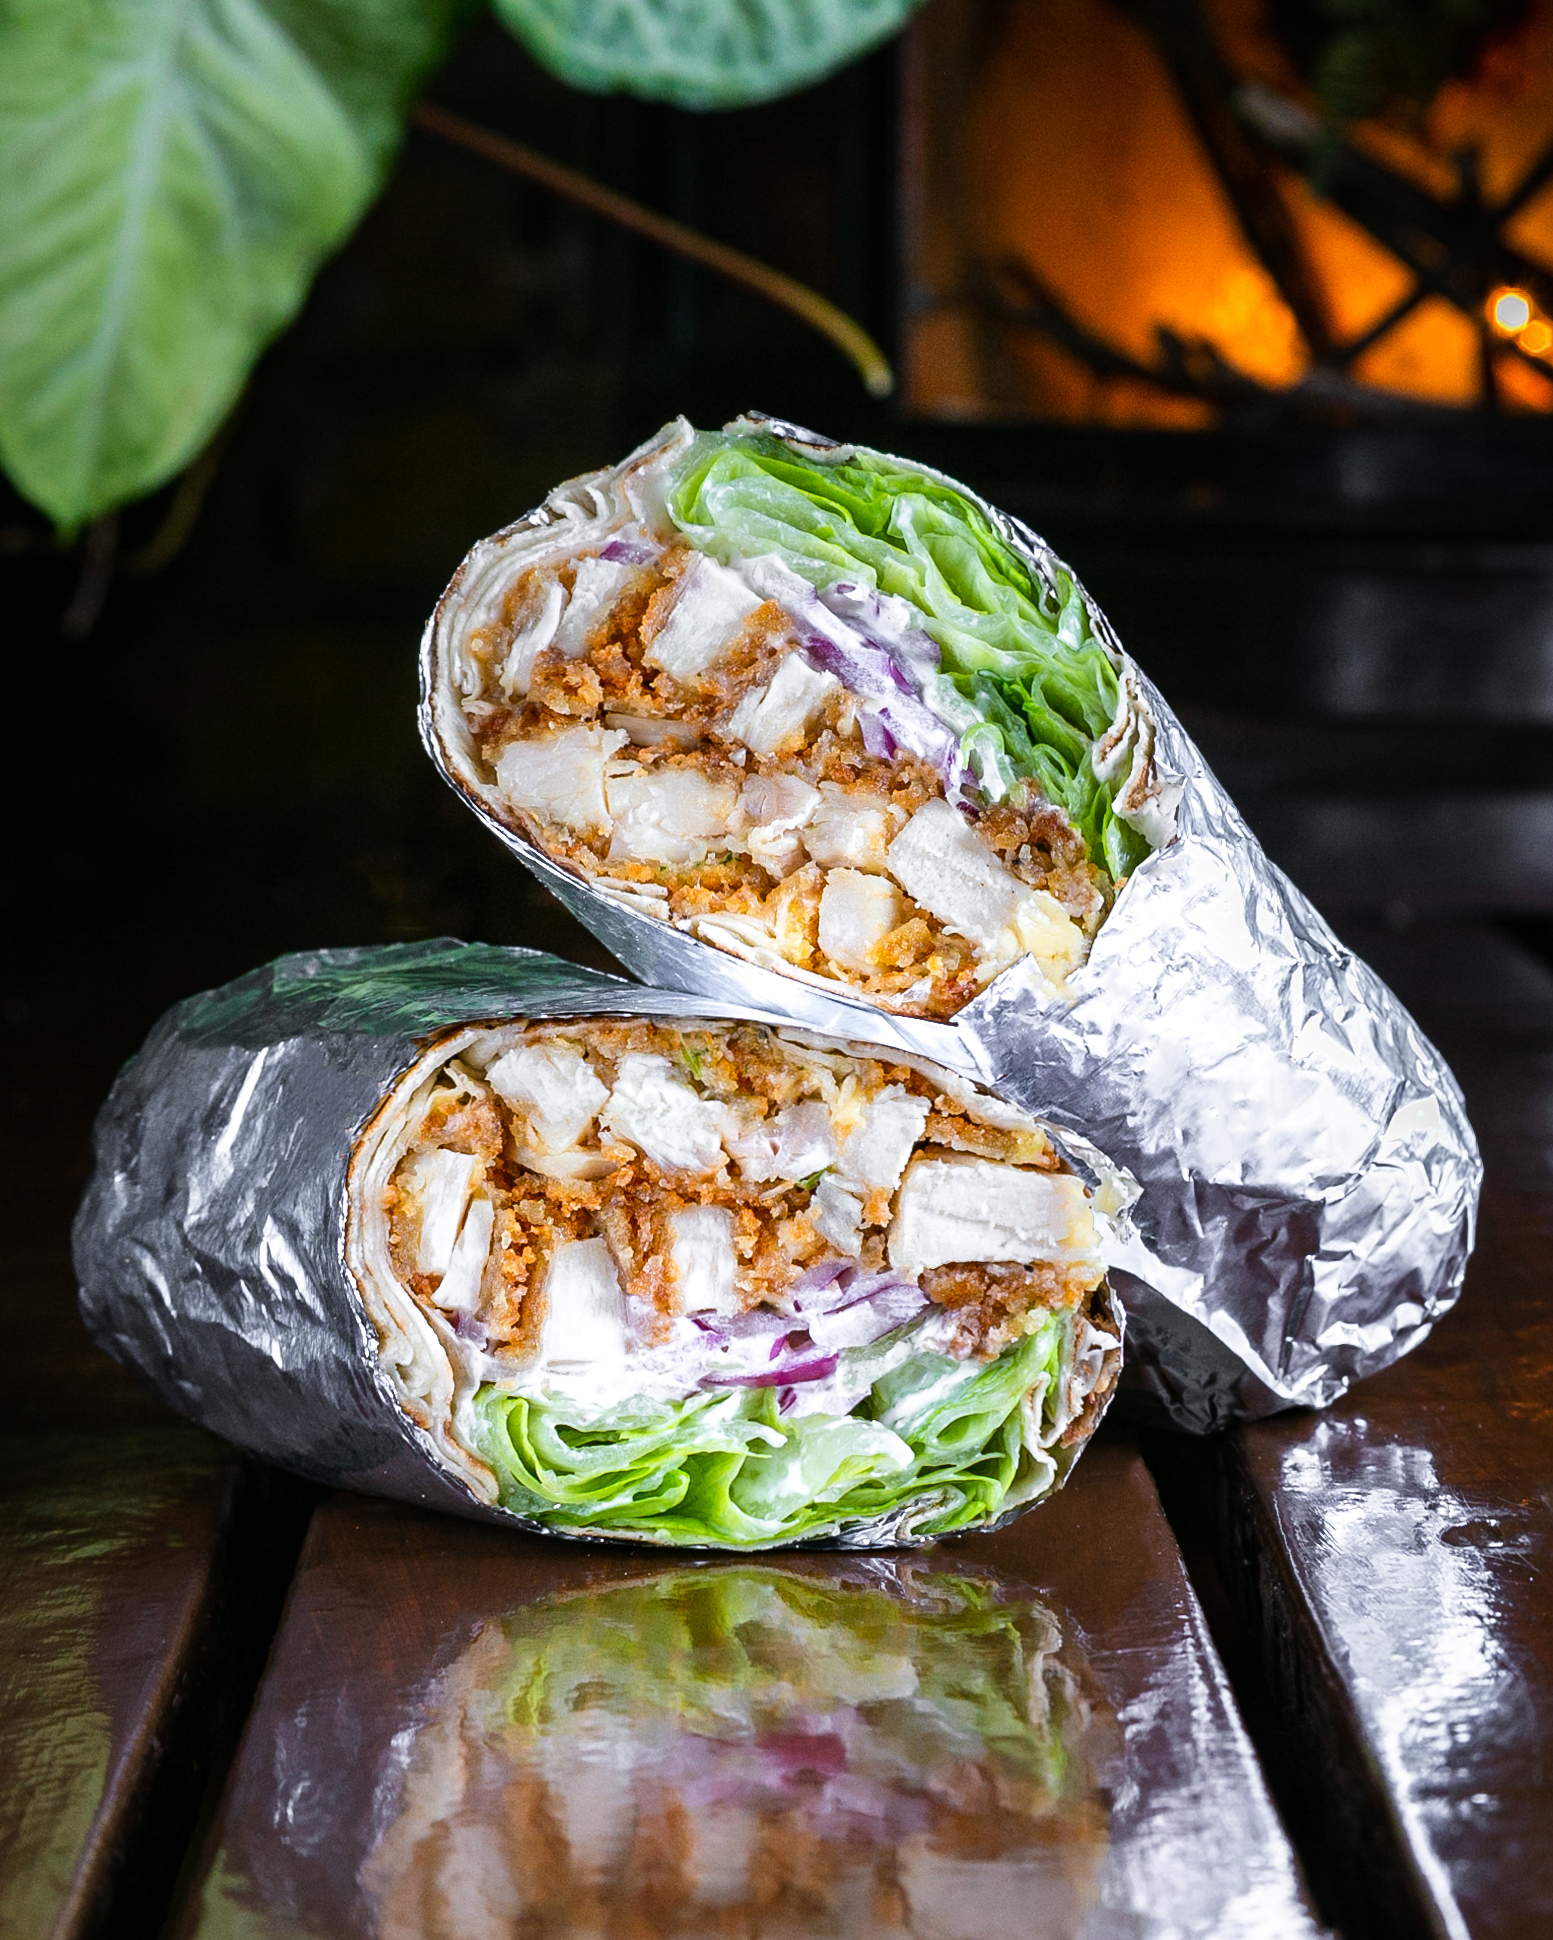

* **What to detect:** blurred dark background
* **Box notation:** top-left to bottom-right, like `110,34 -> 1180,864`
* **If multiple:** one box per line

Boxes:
6,13 -> 1553,1422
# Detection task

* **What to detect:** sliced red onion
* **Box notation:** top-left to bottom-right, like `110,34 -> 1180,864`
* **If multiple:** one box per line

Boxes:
713,1307 -> 796,1340
740,554 -> 974,805
792,1258 -> 849,1301
705,1354 -> 840,1390
807,1287 -> 927,1354
821,583 -> 943,687
858,708 -> 897,759
600,535 -> 660,564
801,629 -> 914,702
828,1267 -> 923,1312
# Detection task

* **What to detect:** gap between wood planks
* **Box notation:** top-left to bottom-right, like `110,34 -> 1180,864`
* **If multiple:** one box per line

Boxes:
1139,1429 -> 1364,1940
90,1463 -> 317,1940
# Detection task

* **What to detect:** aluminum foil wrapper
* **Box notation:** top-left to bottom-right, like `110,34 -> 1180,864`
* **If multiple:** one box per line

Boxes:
72,942 -> 1126,1544
421,417 -> 1481,1431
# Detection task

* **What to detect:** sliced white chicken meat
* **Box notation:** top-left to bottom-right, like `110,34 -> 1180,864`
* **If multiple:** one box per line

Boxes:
486,1042 -> 608,1152
669,1204 -> 739,1315
499,579 -> 565,698
724,653 -> 838,757
808,1173 -> 865,1256
738,772 -> 820,876
605,767 -> 738,865
644,553 -> 762,683
537,1237 -> 630,1365
400,1148 -> 481,1275
888,1157 -> 1097,1277
604,712 -> 701,749
801,783 -> 901,871
601,1054 -> 728,1171
886,799 -> 1085,980
884,800 -> 1024,948
550,554 -> 639,659
835,1085 -> 930,1193
494,725 -> 626,833
818,869 -> 901,973
433,1195 -> 494,1314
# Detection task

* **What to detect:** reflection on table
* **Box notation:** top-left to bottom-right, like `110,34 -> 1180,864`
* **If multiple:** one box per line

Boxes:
359,1558 -> 1111,1940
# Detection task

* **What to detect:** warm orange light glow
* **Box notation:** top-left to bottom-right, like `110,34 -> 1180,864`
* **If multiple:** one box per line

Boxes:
1492,288 -> 1533,333
903,0 -> 1553,420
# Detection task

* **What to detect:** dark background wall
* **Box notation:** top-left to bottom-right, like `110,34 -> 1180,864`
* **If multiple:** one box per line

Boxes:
5,16 -> 1553,1421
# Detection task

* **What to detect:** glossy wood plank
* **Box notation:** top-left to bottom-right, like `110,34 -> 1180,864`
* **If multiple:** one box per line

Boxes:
1218,925 -> 1553,1940
172,1432 -> 1322,1940
0,1430 -> 249,1940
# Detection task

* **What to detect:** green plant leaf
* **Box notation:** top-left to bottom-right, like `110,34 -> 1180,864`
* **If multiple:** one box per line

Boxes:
0,0 -> 466,528
493,0 -> 923,109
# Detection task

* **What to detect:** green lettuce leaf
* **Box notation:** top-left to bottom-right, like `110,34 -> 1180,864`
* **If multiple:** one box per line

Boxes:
667,431 -> 1151,875
0,0 -> 466,526
492,0 -> 925,110
473,1314 -> 1068,1547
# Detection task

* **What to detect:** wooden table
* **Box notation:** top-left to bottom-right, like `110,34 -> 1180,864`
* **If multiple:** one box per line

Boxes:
5,921 -> 1549,1940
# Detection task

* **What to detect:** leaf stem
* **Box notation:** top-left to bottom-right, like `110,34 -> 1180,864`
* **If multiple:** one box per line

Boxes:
60,516 -> 119,641
411,101 -> 894,397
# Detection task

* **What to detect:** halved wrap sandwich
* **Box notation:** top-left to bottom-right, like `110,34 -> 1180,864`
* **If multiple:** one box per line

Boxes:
75,943 -> 1124,1548
420,422 -> 1481,1435
422,416 -> 1171,1021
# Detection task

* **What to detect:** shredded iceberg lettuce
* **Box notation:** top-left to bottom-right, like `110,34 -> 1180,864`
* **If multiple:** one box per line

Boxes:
666,431 -> 1150,878
473,1314 -> 1069,1547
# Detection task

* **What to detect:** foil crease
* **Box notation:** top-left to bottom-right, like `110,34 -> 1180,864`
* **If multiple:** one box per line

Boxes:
72,942 -> 1123,1543
420,416 -> 1481,1431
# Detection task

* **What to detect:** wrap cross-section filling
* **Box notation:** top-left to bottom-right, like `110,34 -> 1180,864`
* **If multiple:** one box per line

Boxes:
360,1014 -> 1123,1548
427,419 -> 1166,1018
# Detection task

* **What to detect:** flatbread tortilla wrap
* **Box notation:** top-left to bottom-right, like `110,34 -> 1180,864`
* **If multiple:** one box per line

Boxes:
422,416 -> 1171,1022
74,944 -> 1123,1548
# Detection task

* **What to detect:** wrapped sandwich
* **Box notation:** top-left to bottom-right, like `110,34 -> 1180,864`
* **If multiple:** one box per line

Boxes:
422,415 -> 1170,1021
421,418 -> 1481,1432
75,942 -> 1123,1547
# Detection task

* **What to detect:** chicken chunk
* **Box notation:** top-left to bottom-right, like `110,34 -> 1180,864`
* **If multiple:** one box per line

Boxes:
432,1195 -> 494,1314
835,1085 -> 930,1193
886,800 -> 1086,983
487,1043 -> 608,1152
494,725 -> 627,834
725,653 -> 839,757
801,783 -> 901,871
809,1173 -> 865,1256
550,555 -> 638,659
605,767 -> 739,866
738,772 -> 820,877
884,799 -> 1024,948
537,1237 -> 630,1365
601,1054 -> 728,1171
670,1204 -> 739,1314
818,870 -> 902,973
724,1101 -> 836,1184
400,1148 -> 481,1276
888,1157 -> 1096,1277
644,554 -> 762,682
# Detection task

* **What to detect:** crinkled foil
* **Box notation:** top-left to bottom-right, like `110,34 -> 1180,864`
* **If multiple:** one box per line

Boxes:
420,419 -> 1481,1431
72,942 -> 1125,1543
